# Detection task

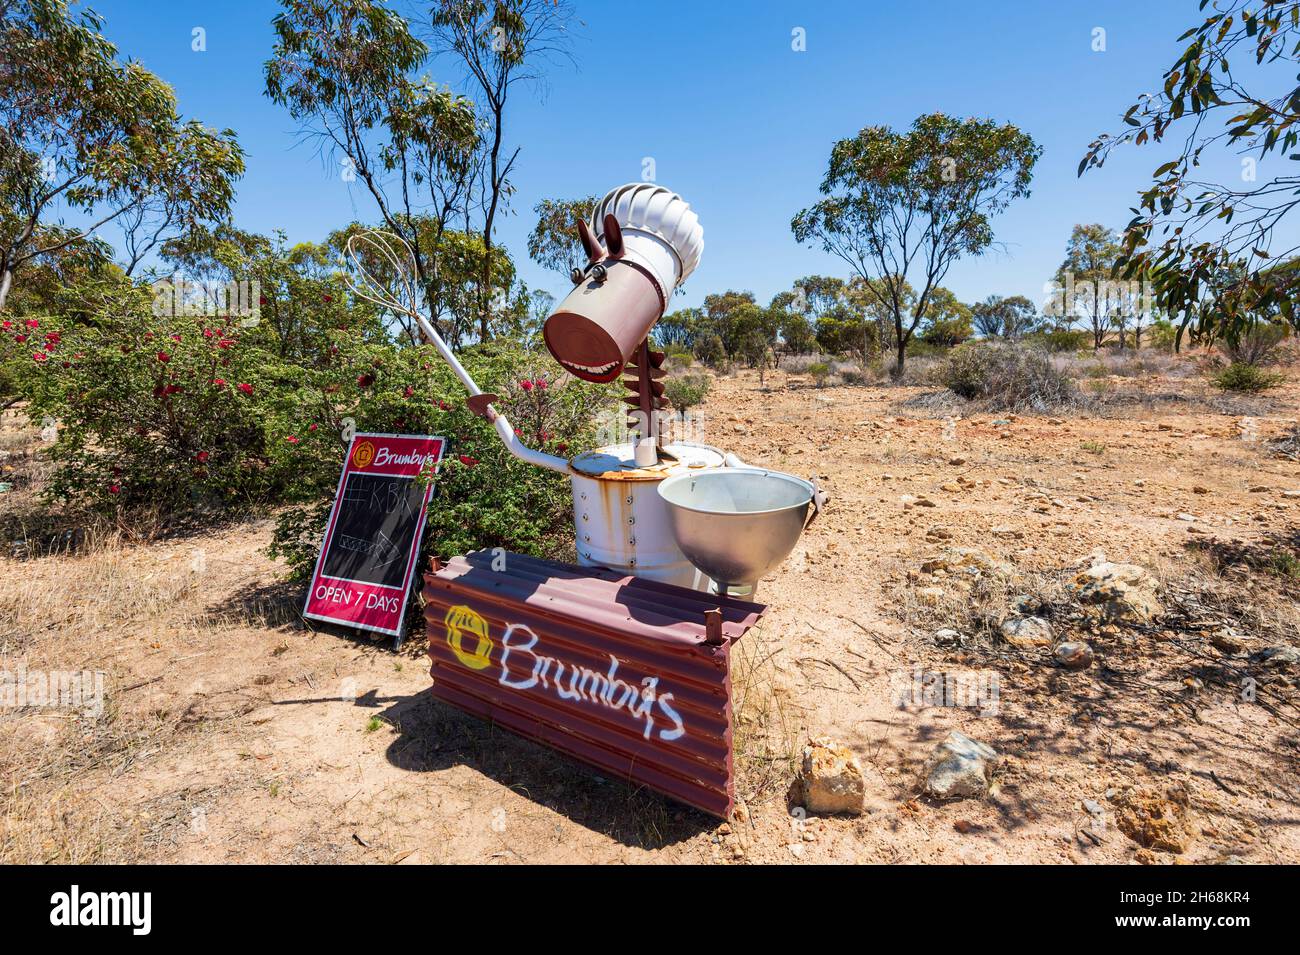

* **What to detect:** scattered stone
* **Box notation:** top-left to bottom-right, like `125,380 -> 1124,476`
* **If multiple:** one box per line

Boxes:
934,628 -> 961,643
1192,485 -> 1209,495
948,456 -> 967,466
793,737 -> 866,815
1069,562 -> 1163,623
991,526 -> 1024,540
1111,783 -> 1194,854
1176,512 -> 1196,522
991,419 -> 1011,427
1055,641 -> 1095,669
940,482 -> 961,493
1284,490 -> 1300,499
921,547 -> 1010,579
925,526 -> 954,542
1008,593 -> 1036,615
916,586 -> 947,606
1000,616 -> 1053,649
914,497 -> 937,508
1249,485 -> 1269,493
923,731 -> 1000,800
1210,628 -> 1248,654
1251,645 -> 1300,668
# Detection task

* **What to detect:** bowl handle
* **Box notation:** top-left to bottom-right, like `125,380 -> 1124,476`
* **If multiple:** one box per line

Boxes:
805,476 -> 829,530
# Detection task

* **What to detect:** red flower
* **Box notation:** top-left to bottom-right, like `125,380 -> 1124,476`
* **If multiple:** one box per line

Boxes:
32,352 -> 47,363
438,400 -> 451,411
285,435 -> 300,444
212,377 -> 226,387
322,294 -> 333,303
196,451 -> 210,463
14,334 -> 26,343
356,374 -> 374,388
237,382 -> 254,395
403,386 -> 415,398
0,320 -> 10,329
258,295 -> 267,306
308,423 -> 318,432
458,454 -> 478,467
170,334 -> 181,342
108,484 -> 121,495
216,339 -> 233,349
163,384 -> 183,395
203,328 -> 214,338
24,319 -> 39,329
520,379 -> 534,392
535,379 -> 547,390
557,442 -> 569,454
44,331 -> 60,345
157,351 -> 171,363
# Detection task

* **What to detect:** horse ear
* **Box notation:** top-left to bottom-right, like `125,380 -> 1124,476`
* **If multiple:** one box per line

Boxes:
603,214 -> 624,257
577,219 -> 603,262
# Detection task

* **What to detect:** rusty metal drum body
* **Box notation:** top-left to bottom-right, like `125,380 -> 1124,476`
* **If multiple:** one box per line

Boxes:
568,441 -> 724,590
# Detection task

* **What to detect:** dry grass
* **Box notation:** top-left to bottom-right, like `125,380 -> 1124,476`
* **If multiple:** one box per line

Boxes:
0,490 -> 219,862
731,621 -> 800,810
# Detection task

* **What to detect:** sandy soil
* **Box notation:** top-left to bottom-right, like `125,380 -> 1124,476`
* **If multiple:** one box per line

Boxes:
3,361 -> 1299,864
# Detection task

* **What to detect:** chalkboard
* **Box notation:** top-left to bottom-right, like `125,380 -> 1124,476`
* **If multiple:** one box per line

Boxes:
321,472 -> 429,588
303,433 -> 447,638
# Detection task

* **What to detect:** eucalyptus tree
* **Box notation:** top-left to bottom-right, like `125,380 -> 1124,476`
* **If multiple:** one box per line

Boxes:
1080,0 -> 1300,343
0,0 -> 244,310
793,113 -> 1040,376
427,0 -> 578,341
971,294 -> 1038,339
265,0 -> 480,342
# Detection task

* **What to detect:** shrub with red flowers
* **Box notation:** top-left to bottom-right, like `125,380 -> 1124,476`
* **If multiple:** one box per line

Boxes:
265,344 -> 611,581
1,229 -> 615,599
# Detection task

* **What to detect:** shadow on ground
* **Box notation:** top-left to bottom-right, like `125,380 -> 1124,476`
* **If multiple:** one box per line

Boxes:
377,689 -> 716,850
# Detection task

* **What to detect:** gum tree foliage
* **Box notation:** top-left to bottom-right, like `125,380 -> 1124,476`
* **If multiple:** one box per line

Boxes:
971,293 -> 1038,339
264,0 -> 482,343
918,287 -> 974,347
527,195 -> 597,277
0,0 -> 244,310
765,290 -> 817,358
1050,224 -> 1123,350
793,113 -> 1040,376
427,0 -> 577,342
655,307 -> 701,350
1080,0 -> 1300,343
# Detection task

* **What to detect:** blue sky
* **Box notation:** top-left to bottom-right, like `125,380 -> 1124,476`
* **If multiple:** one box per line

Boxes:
79,0 -> 1280,312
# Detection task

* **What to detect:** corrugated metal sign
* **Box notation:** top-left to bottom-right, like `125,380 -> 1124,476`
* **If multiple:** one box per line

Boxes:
422,551 -> 765,818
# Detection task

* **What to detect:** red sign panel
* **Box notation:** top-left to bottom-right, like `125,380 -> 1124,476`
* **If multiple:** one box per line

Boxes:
423,551 -> 765,817
304,432 -> 446,638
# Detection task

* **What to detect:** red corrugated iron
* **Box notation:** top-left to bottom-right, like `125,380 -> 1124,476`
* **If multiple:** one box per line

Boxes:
422,550 -> 765,818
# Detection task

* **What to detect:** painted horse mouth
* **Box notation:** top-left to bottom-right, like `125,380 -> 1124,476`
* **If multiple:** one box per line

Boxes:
559,358 -> 619,377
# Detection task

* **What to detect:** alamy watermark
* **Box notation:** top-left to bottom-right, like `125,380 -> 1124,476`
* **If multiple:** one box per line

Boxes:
890,666 -> 1000,717
151,275 -> 261,327
1,660 -> 105,718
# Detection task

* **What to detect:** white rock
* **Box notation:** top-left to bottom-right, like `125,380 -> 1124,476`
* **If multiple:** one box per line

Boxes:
1000,616 -> 1053,648
923,731 -> 1000,800
1069,562 -> 1163,622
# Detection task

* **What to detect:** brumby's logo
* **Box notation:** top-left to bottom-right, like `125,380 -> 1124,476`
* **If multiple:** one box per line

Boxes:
49,885 -> 151,935
445,605 -> 493,669
351,440 -> 376,469
443,605 -> 687,741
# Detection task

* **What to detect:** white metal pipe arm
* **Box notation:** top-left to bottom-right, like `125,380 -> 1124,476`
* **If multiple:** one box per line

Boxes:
413,313 -> 570,476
